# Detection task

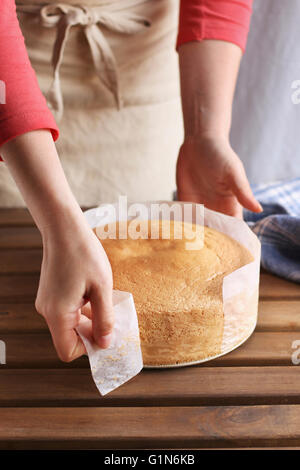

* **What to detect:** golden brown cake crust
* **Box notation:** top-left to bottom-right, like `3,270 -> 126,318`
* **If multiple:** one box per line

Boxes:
94,220 -> 253,366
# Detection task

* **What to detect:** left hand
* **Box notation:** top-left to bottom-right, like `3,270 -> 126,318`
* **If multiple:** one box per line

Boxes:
176,134 -> 262,219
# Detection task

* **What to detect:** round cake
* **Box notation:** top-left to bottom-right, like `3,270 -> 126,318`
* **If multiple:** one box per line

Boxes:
94,219 -> 253,366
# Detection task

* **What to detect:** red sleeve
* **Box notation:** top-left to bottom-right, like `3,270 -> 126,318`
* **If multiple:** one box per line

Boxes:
0,0 -> 59,162
176,0 -> 253,53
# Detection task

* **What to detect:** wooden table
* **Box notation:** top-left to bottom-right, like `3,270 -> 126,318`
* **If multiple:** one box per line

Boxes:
0,208 -> 300,450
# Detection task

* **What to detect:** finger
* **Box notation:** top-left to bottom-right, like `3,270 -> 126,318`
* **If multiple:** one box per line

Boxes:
230,165 -> 263,213
81,302 -> 92,319
47,314 -> 87,362
89,285 -> 114,349
227,201 -> 244,219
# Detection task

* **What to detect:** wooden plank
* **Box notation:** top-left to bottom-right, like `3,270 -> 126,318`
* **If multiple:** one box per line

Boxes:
0,227 -> 41,249
0,274 -> 39,302
0,331 -> 298,368
0,272 -> 299,304
0,209 -> 34,227
259,273 -> 300,299
0,273 -> 300,302
1,405 -> 300,449
0,303 -> 46,333
213,331 -> 298,366
0,367 -> 300,407
1,299 -> 299,334
0,333 -> 87,368
257,301 -> 300,331
0,249 -> 42,273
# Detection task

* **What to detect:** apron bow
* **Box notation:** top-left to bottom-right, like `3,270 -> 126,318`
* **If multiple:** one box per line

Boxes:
17,2 -> 151,120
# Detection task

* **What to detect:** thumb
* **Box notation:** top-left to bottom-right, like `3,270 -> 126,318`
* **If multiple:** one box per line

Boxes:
229,162 -> 263,213
89,284 -> 114,349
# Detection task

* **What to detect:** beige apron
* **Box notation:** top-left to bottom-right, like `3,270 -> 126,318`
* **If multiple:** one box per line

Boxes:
0,0 -> 183,207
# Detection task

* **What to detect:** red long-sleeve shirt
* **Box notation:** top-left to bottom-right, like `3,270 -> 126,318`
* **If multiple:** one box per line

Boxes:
0,0 -> 252,161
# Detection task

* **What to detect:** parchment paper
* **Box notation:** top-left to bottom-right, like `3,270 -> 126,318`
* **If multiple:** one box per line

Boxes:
82,201 -> 261,379
76,290 -> 143,395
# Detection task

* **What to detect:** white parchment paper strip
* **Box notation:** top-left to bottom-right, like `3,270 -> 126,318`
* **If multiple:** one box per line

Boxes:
76,290 -> 143,396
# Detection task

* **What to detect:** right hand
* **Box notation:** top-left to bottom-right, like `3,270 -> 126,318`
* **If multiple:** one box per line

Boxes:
35,221 -> 114,362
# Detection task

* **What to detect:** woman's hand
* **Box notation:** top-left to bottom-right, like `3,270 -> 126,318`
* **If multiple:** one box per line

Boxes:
177,41 -> 262,218
0,129 -> 114,362
35,222 -> 114,362
176,134 -> 262,218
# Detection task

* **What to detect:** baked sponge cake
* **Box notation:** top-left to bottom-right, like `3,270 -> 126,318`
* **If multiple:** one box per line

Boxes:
94,220 -> 253,366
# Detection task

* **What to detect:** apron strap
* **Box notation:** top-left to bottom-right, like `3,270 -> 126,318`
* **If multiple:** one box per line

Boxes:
17,2 -> 151,121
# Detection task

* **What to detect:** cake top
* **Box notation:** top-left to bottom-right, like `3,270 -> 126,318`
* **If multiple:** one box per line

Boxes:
94,219 -> 254,344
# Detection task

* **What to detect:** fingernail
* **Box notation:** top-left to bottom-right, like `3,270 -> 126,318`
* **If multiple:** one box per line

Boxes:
97,332 -> 113,349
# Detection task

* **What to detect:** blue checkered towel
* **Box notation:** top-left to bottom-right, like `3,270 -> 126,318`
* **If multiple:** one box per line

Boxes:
244,178 -> 300,284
